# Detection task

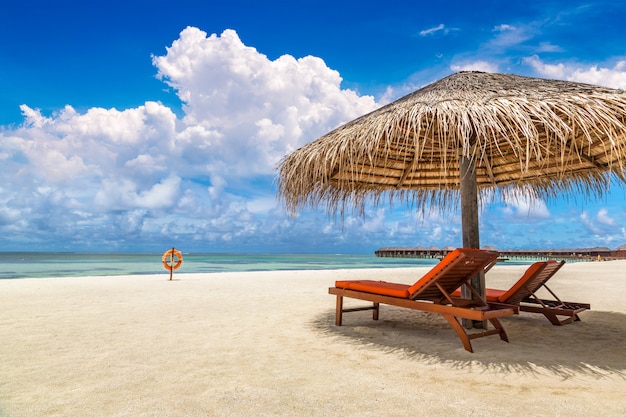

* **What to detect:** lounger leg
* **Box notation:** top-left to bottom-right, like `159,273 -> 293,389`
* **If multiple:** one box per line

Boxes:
373,302 -> 380,320
488,318 -> 509,342
335,295 -> 343,326
441,313 -> 473,353
542,310 -> 576,326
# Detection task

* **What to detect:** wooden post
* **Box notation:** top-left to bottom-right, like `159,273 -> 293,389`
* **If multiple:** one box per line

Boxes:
459,155 -> 487,329
169,247 -> 174,281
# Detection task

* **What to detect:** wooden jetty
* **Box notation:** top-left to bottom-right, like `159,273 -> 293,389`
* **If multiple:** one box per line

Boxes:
375,244 -> 626,261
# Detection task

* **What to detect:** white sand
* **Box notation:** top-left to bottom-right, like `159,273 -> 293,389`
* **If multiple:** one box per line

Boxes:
1,261 -> 625,416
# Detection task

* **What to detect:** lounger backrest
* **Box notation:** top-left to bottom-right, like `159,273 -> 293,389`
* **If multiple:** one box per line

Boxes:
408,248 -> 499,300
498,260 -> 565,304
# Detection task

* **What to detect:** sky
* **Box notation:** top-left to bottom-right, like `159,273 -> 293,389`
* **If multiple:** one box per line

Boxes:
1,0 -> 626,253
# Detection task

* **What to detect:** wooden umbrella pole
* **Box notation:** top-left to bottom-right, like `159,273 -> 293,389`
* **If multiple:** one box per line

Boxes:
460,154 -> 487,329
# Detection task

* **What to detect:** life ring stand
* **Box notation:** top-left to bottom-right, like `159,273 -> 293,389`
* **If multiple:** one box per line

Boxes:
162,248 -> 183,280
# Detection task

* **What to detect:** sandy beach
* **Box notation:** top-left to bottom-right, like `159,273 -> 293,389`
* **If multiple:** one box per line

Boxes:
1,261 -> 625,416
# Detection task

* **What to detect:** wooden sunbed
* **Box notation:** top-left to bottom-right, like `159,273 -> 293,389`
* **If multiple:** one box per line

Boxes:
329,248 -> 517,353
453,260 -> 590,325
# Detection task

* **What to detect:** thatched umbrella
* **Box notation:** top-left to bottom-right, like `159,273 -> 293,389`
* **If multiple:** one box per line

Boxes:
277,71 -> 626,310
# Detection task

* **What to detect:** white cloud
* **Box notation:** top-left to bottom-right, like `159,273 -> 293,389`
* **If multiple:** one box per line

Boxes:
596,208 -> 618,227
579,208 -> 621,239
246,196 -> 278,214
569,62 -> 626,88
19,105 -> 49,128
580,211 -> 601,235
153,27 -> 377,180
536,42 -> 562,53
493,24 -> 516,32
524,55 -> 626,88
501,197 -> 551,221
484,22 -> 561,56
523,55 -> 567,78
359,209 -> 387,233
418,24 -> 458,37
92,176 -> 181,211
420,24 -> 446,36
3,25 -> 624,252
0,27 -> 382,251
487,23 -> 534,49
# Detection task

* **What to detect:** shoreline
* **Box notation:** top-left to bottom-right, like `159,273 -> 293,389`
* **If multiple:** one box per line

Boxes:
1,263 -> 625,416
0,253 -> 442,280
3,250 -> 620,281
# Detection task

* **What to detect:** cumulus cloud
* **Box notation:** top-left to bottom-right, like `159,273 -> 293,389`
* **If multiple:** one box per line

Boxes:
579,209 -> 623,242
501,197 -> 551,221
3,25 -> 625,253
153,27 -> 377,178
597,208 -> 618,227
0,27 -> 380,251
524,55 -> 626,88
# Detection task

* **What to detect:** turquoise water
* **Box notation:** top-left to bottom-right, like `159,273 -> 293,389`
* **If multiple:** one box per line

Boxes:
0,252 -> 444,279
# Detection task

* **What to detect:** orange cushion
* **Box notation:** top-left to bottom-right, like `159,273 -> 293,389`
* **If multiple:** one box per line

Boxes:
488,289 -> 508,302
334,248 -> 497,300
334,280 -> 411,298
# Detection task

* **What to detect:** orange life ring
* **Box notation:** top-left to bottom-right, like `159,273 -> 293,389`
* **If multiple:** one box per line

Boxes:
162,248 -> 183,271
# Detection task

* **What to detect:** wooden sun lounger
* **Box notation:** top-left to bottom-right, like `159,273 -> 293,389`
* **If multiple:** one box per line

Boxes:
452,260 -> 589,326
329,248 -> 517,353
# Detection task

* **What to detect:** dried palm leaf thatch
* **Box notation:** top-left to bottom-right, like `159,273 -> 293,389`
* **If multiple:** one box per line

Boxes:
277,71 -> 626,215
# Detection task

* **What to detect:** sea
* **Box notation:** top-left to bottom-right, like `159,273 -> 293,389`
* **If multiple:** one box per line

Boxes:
0,252 -> 448,280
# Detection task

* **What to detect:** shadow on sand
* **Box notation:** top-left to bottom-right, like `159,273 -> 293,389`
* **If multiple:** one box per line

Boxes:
311,307 -> 626,380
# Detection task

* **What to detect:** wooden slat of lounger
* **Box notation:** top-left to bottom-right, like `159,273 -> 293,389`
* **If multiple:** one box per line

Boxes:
521,298 -> 591,311
506,261 -> 590,325
504,261 -> 565,304
519,298 -> 590,325
409,250 -> 499,300
328,249 -> 508,352
329,287 -> 516,321
329,287 -> 515,352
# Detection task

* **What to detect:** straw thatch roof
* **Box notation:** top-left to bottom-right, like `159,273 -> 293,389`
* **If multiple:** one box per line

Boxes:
278,72 -> 626,215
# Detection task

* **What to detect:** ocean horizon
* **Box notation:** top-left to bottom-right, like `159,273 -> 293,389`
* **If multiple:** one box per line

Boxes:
0,252 -> 449,280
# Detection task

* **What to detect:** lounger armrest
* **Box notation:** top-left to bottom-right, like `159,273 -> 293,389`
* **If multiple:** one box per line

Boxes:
487,302 -> 520,314
448,298 -> 487,309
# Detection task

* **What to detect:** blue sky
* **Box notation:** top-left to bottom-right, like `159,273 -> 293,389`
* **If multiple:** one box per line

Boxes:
1,0 -> 626,253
